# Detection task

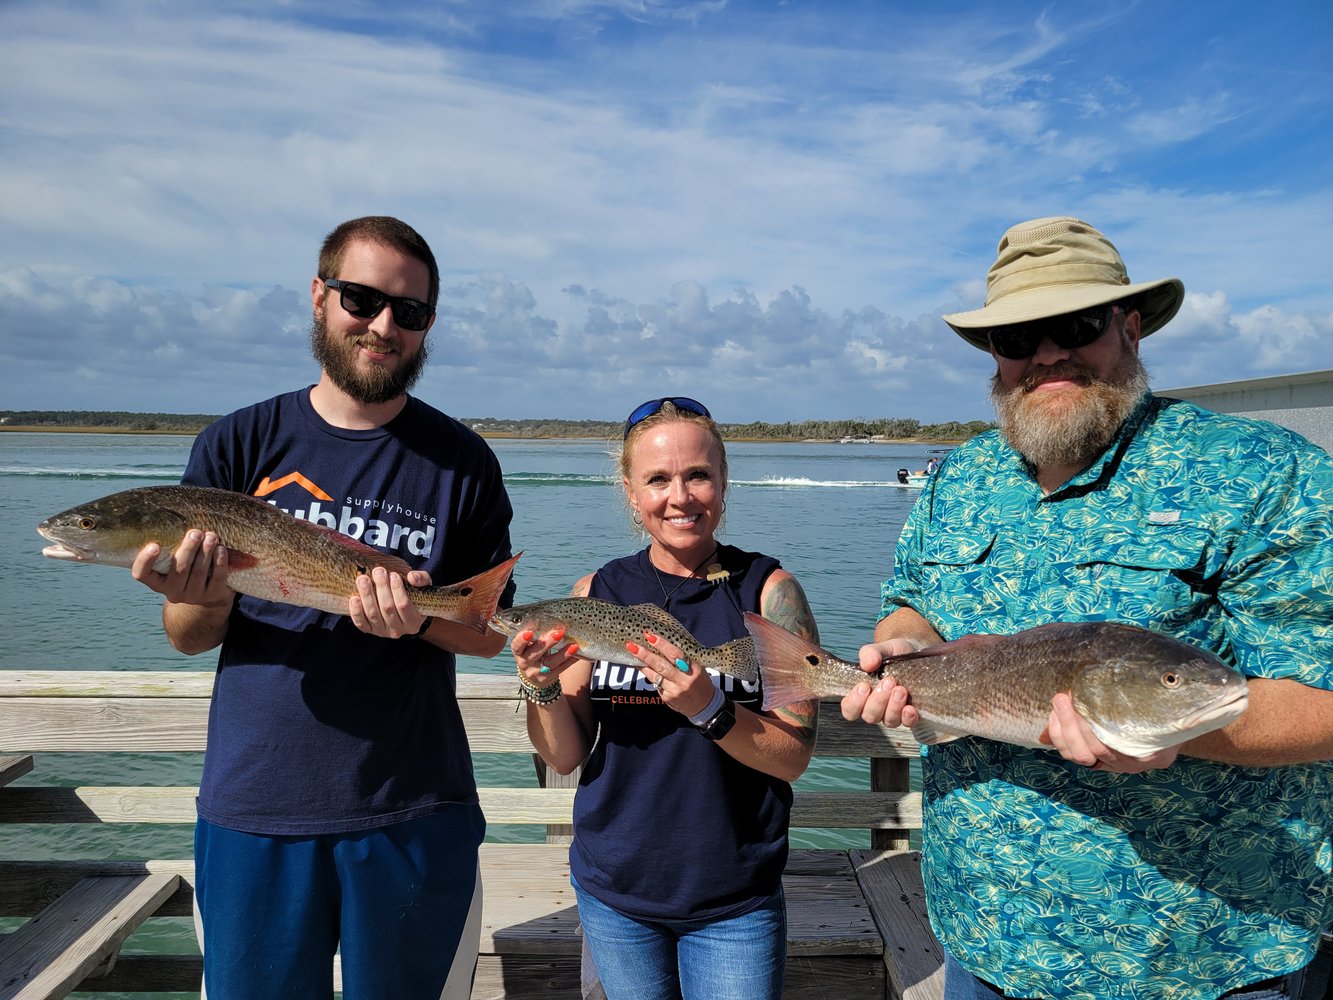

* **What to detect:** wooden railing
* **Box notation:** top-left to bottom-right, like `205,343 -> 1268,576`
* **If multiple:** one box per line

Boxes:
0,670 -> 942,1000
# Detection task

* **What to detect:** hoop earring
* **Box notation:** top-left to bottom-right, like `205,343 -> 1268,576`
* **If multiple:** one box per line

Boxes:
632,511 -> 642,526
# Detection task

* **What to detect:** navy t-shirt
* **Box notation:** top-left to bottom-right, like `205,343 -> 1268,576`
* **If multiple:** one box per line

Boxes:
571,545 -> 793,920
184,388 -> 515,835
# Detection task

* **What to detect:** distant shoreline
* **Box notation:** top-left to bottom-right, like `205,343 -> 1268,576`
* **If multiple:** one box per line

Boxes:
0,425 -> 956,445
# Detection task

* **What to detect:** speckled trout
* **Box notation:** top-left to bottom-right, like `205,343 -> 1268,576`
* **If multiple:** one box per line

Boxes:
745,614 -> 1248,756
38,485 -> 519,632
490,598 -> 758,683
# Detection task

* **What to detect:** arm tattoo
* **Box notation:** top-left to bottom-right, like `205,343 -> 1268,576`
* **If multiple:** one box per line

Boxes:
761,576 -> 820,643
761,575 -> 819,744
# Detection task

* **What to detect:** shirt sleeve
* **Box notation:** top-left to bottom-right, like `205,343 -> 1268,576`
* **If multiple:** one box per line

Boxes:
1216,436 -> 1333,689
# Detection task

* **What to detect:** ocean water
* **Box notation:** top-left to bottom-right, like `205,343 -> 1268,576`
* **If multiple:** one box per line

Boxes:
0,431 -> 929,872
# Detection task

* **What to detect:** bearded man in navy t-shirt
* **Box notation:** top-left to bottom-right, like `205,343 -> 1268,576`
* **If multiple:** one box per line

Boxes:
129,216 -> 516,1000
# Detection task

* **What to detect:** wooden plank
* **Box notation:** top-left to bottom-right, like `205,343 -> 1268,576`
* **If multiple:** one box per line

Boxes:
783,850 -> 882,957
791,792 -> 922,830
0,862 -> 196,918
0,756 -> 32,788
0,679 -> 922,761
0,872 -> 179,1000
0,786 -> 921,833
849,849 -> 944,1000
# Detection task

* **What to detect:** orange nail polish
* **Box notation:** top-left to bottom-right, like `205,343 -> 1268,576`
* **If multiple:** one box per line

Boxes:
625,641 -> 641,656
644,632 -> 660,644
566,644 -> 580,658
520,630 -> 534,643
550,628 -> 566,642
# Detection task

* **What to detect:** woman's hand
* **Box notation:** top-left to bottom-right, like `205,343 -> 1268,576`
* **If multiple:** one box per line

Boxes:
624,630 -> 717,719
511,626 -> 582,688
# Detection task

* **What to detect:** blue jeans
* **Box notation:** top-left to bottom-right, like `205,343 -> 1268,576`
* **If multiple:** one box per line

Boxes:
572,876 -> 786,1000
943,951 -> 1302,1000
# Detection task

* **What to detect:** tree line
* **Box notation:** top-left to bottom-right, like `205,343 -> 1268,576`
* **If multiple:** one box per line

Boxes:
1,410 -> 993,441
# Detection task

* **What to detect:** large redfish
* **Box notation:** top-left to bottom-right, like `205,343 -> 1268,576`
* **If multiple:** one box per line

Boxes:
38,485 -> 518,632
744,614 -> 1248,756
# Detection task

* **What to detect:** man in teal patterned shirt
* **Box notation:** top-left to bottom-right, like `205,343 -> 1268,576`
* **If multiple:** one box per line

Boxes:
842,217 -> 1332,999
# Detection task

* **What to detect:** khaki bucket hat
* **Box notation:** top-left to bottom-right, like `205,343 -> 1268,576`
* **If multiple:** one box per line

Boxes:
943,216 -> 1185,351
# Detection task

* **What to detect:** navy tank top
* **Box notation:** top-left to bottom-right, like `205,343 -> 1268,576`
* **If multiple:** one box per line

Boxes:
571,544 -> 793,920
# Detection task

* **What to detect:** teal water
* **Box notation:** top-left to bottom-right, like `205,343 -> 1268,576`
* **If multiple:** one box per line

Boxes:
0,431 -> 927,872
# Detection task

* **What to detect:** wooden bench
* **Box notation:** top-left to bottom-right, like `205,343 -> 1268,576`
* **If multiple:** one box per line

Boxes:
0,670 -> 942,999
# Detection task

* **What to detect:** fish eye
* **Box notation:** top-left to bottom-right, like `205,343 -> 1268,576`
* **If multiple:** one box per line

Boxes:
78,516 -> 97,530
1161,671 -> 1182,689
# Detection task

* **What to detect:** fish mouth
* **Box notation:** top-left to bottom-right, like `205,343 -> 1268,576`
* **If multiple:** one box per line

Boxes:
40,543 -> 92,561
487,614 -> 517,636
1181,686 -> 1250,729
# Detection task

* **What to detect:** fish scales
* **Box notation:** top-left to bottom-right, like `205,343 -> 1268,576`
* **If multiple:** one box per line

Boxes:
37,485 -> 518,632
745,614 -> 1249,756
490,597 -> 758,683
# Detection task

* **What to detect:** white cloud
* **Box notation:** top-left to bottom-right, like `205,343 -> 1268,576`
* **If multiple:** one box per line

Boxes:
1,0 -> 1331,422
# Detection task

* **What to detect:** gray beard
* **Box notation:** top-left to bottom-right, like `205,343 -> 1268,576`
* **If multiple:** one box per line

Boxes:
309,314 -> 429,406
991,350 -> 1149,469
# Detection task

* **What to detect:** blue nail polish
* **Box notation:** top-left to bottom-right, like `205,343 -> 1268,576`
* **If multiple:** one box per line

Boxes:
675,658 -> 690,672
539,666 -> 550,674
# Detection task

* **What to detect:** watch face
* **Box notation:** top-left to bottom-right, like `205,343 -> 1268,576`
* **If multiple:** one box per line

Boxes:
702,702 -> 736,741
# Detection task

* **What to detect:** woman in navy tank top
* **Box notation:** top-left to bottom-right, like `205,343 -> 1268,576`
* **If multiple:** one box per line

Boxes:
508,397 -> 821,1000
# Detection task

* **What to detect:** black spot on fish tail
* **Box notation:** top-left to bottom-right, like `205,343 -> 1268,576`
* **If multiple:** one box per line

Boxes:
804,653 -> 819,666
459,586 -> 473,597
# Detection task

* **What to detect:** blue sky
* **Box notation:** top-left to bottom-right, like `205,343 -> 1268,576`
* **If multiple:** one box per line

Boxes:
2,0 -> 1330,424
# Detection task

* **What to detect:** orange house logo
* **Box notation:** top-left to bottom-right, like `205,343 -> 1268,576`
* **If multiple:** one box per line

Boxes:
254,473 -> 333,501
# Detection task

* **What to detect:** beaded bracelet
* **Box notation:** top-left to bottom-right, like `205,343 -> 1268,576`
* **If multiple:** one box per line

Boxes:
518,670 -> 563,706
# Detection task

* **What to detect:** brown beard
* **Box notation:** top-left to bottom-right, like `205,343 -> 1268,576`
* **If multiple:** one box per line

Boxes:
990,344 -> 1149,469
309,313 -> 429,406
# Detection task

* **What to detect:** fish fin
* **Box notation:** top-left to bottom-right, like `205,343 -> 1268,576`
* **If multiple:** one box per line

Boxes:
304,522 -> 416,576
742,612 -> 823,711
223,549 -> 261,571
908,721 -> 965,746
631,603 -> 686,631
422,552 -> 521,633
713,636 -> 758,685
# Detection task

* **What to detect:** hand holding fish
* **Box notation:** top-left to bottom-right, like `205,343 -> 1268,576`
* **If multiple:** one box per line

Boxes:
1042,691 -> 1180,773
840,637 -> 928,727
349,565 -> 434,639
624,631 -> 717,719
511,627 -> 581,690
131,530 -> 234,609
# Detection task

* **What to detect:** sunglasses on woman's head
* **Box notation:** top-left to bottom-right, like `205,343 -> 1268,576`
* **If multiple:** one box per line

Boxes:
622,397 -> 712,439
985,305 -> 1120,361
322,279 -> 433,332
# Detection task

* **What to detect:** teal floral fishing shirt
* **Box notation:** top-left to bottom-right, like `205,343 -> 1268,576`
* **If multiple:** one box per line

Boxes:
883,394 -> 1332,1000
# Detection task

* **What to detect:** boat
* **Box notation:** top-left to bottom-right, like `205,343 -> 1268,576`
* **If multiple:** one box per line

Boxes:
895,468 -> 929,488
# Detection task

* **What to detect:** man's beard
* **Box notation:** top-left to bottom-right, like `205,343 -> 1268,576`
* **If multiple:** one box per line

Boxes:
990,345 -> 1149,469
309,314 -> 429,406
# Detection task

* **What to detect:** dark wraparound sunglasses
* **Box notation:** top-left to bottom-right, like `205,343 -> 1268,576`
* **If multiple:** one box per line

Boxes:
622,397 -> 711,439
986,305 -> 1120,360
323,279 -> 433,332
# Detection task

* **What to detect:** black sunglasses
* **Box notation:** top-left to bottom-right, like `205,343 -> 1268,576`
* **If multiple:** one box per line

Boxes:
323,279 -> 434,332
622,397 -> 711,439
986,305 -> 1120,361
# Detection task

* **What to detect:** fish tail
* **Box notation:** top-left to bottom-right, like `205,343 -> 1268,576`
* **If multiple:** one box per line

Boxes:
742,612 -> 822,711
429,552 -> 521,632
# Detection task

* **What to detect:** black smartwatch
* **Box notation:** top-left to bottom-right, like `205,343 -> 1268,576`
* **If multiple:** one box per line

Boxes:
696,701 -> 736,741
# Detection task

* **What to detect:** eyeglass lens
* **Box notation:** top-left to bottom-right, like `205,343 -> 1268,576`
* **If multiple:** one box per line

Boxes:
325,280 -> 432,332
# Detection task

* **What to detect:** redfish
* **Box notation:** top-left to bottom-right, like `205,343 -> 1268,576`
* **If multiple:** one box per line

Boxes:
38,485 -> 518,632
